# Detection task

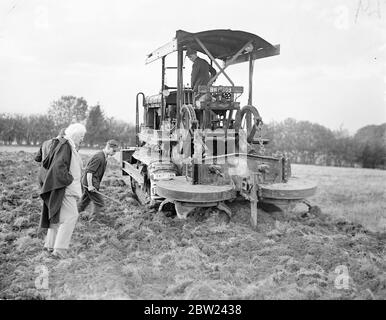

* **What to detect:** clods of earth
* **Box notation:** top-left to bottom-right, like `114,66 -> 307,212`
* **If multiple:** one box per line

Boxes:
0,151 -> 385,299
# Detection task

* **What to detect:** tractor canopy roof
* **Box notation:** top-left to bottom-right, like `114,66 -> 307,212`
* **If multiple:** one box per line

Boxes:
145,29 -> 280,65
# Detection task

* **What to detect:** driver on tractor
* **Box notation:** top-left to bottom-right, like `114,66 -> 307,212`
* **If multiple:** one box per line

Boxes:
186,48 -> 216,103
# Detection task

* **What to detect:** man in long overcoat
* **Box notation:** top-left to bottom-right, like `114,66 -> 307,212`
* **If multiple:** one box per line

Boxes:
40,123 -> 85,258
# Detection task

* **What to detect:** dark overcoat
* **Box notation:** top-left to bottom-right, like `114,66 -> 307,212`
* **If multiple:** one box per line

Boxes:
35,138 -> 58,187
39,138 -> 73,229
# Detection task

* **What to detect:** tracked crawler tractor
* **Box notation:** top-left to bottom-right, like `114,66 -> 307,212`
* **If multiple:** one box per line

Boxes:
121,29 -> 317,227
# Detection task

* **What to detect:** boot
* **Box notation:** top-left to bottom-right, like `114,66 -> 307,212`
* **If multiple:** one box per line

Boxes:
52,248 -> 69,259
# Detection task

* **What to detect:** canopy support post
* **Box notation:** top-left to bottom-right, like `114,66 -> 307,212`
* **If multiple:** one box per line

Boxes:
161,56 -> 165,124
177,45 -> 183,128
248,53 -> 254,106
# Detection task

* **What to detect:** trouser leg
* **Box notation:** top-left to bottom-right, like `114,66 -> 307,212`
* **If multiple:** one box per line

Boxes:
44,224 -> 58,249
54,196 -> 79,250
77,191 -> 91,213
89,190 -> 105,215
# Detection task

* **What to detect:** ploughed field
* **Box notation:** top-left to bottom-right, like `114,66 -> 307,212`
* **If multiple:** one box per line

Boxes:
0,150 -> 385,300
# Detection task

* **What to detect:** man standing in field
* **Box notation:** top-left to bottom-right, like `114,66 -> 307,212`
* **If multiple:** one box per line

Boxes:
34,128 -> 65,187
77,140 -> 120,221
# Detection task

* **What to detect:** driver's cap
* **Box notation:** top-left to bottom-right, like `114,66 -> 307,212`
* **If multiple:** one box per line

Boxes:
107,139 -> 120,151
186,48 -> 197,56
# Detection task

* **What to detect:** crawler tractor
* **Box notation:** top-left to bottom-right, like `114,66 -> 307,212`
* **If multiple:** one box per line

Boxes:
121,29 -> 317,227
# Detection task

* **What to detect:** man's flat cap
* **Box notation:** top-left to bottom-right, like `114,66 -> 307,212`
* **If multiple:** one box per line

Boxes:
186,48 -> 197,56
107,139 -> 120,149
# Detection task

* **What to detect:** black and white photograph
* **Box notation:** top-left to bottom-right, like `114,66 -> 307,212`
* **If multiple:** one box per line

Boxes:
0,0 -> 385,304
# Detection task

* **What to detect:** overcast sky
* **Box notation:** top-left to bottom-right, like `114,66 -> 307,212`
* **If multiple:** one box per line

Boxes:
0,0 -> 385,134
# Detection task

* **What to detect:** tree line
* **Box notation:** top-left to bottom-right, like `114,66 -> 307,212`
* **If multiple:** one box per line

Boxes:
0,95 -> 385,169
263,118 -> 386,169
0,95 -> 135,148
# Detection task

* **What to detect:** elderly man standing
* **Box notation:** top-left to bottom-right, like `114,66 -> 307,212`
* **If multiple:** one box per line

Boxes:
78,140 -> 119,221
40,123 -> 86,259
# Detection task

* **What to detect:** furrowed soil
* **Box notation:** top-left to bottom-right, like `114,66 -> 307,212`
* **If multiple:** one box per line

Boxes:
0,151 -> 385,300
